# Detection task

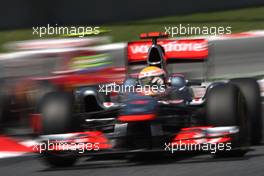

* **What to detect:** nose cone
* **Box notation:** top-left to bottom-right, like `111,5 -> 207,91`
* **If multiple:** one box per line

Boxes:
147,45 -> 165,68
126,95 -> 157,114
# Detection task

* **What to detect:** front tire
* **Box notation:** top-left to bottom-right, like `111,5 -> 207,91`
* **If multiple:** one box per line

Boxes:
206,83 -> 249,157
39,92 -> 77,167
230,78 -> 262,145
42,151 -> 78,168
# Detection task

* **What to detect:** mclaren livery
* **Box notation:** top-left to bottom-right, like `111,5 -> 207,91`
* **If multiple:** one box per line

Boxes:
36,32 -> 262,167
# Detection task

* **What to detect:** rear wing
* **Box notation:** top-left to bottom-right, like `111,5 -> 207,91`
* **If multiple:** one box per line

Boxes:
127,39 -> 208,63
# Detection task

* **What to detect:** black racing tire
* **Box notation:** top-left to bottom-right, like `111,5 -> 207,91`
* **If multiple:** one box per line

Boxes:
206,83 -> 249,157
230,78 -> 262,145
39,91 -> 78,167
42,151 -> 78,168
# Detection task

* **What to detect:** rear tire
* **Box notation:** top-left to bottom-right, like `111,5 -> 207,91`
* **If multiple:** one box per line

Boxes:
206,83 -> 249,157
230,78 -> 262,145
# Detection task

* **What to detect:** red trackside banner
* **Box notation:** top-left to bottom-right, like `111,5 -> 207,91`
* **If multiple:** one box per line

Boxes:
127,39 -> 208,63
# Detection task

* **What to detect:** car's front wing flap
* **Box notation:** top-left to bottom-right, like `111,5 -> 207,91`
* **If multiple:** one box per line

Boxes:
35,126 -> 239,156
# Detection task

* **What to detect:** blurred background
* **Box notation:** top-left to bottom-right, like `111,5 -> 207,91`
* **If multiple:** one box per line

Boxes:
0,0 -> 264,44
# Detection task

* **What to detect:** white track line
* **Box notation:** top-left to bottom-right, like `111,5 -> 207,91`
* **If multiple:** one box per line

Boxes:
0,152 -> 30,159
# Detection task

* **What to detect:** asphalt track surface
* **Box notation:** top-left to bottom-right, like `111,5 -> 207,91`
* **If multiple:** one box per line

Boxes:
1,37 -> 264,176
1,145 -> 264,176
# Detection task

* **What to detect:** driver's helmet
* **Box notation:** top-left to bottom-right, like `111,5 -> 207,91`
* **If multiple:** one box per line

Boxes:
138,66 -> 166,95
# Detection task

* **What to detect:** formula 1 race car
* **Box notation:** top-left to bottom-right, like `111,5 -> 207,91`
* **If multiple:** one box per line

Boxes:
37,32 -> 262,167
0,38 -> 125,134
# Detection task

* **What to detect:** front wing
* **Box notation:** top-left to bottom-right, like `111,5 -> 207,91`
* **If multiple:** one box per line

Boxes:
35,126 -> 240,157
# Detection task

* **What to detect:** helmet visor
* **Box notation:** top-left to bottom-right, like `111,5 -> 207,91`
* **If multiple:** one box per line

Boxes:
139,76 -> 153,86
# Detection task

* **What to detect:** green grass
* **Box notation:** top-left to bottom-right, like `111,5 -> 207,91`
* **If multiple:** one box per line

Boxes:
107,6 -> 264,42
0,6 -> 264,51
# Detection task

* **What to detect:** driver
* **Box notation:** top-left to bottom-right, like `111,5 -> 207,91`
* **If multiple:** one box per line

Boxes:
138,66 -> 166,96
